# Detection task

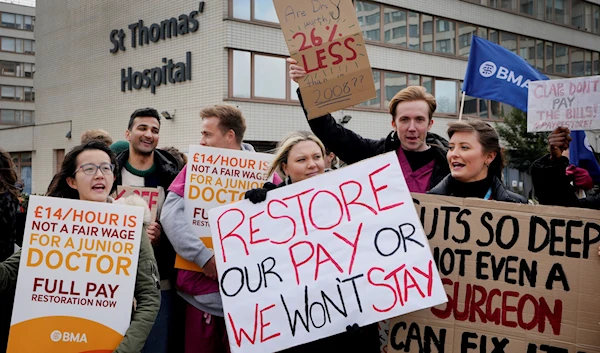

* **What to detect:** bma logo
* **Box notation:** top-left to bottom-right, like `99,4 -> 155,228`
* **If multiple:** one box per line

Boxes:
478,60 -> 531,88
479,61 -> 497,77
50,330 -> 88,343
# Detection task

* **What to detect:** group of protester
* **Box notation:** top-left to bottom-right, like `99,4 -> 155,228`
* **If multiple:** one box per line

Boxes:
0,59 -> 598,353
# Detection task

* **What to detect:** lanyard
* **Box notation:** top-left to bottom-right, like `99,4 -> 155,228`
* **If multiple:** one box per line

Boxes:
483,187 -> 493,200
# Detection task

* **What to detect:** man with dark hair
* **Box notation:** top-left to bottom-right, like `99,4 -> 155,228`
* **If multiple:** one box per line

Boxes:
116,107 -> 183,353
161,104 -> 255,353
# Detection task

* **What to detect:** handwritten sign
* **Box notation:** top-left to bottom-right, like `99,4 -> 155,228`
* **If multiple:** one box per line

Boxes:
116,186 -> 164,223
274,0 -> 376,119
388,194 -> 600,353
527,76 -> 600,132
7,196 -> 144,353
208,152 -> 447,353
175,145 -> 273,271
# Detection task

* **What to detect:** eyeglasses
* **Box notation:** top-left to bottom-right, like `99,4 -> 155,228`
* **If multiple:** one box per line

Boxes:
74,163 -> 115,176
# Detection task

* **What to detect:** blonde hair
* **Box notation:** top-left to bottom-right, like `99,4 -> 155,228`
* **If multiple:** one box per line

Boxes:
388,86 -> 436,121
200,105 -> 246,144
268,131 -> 326,179
80,129 -> 113,146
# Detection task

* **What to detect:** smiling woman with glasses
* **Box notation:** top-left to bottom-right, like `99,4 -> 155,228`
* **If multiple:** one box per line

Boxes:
0,141 -> 161,352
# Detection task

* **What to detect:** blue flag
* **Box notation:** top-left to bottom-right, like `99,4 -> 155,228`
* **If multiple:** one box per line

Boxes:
462,36 -> 548,112
570,130 -> 600,183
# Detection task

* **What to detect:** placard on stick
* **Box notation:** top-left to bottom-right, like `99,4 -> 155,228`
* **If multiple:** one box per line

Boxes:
208,152 -> 447,353
274,0 -> 376,119
7,196 -> 144,353
527,76 -> 600,132
388,194 -> 600,353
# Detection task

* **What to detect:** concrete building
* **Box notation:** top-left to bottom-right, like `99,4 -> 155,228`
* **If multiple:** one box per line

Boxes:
1,0 -> 599,194
0,1 -> 34,194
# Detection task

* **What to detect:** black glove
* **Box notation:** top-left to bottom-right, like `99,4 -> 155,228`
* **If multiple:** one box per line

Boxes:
245,182 -> 278,204
346,323 -> 360,333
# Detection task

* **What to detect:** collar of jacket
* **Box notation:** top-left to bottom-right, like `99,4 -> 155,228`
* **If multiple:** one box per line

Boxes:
116,148 -> 179,186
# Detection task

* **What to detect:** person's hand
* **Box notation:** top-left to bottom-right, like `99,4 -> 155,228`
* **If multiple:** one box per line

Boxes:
244,182 -> 278,204
287,58 -> 306,83
203,256 -> 218,281
147,222 -> 161,246
566,164 -> 594,190
548,127 -> 571,160
346,323 -> 360,333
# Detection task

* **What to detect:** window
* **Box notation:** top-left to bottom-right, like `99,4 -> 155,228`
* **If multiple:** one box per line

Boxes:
535,40 -> 545,72
357,1 -> 381,41
500,32 -> 517,53
0,109 -> 14,123
0,13 -> 33,30
55,149 -> 65,175
0,86 -> 34,101
422,15 -> 433,52
464,95 -> 478,116
1,13 -> 15,28
11,152 -> 32,195
555,0 -> 568,25
1,37 -> 15,51
572,0 -> 585,28
435,19 -> 455,54
585,51 -> 592,75
384,8 -> 406,47
571,48 -> 585,76
0,61 -> 16,76
254,0 -> 278,22
0,37 -> 34,54
232,0 -> 250,20
23,110 -> 33,124
594,5 -> 600,33
520,36 -> 535,67
458,24 -> 476,57
24,63 -> 34,77
0,110 -> 33,126
408,12 -> 419,50
593,52 -> 600,75
555,44 -> 569,74
545,42 -> 554,73
435,80 -> 457,114
359,69 -> 381,107
520,0 -> 535,15
230,50 -> 297,101
24,87 -> 34,101
501,0 -> 517,11
384,72 -> 406,107
1,86 -> 16,100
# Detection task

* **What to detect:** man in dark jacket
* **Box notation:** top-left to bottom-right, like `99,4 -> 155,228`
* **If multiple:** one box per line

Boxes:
288,59 -> 450,193
116,107 -> 183,353
531,127 -> 599,209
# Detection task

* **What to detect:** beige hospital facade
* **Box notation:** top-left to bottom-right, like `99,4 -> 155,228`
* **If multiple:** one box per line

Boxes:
0,0 -> 599,194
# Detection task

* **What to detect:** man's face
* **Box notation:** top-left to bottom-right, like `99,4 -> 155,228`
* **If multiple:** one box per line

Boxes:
200,116 -> 234,149
126,117 -> 160,155
391,100 -> 434,152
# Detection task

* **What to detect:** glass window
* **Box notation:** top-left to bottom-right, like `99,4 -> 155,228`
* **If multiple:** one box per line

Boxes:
501,0 -> 517,11
571,0 -> 584,28
570,49 -> 585,76
254,55 -> 286,99
422,76 -> 433,94
0,109 -> 15,123
555,0 -> 568,25
14,39 -> 23,53
0,61 -> 16,76
435,80 -> 457,114
290,78 -> 299,101
384,72 -> 406,107
490,100 -> 502,119
408,12 -> 419,50
593,52 -> 599,75
546,0 -> 553,21
24,15 -> 33,30
422,15 -> 433,52
535,40 -> 545,72
585,51 -> 592,75
14,110 -> 21,123
435,19 -> 455,54
23,111 -> 33,124
489,29 -> 499,44
360,69 -> 381,107
23,40 -> 33,54
232,0 -> 251,20
594,5 -> 600,34
24,87 -> 33,101
478,27 -> 487,40
500,32 -> 517,53
1,86 -> 15,99
15,14 -> 23,29
1,37 -> 15,52
545,42 -> 554,73
408,74 -> 420,87
14,86 -> 21,100
520,0 -> 534,15
254,0 -> 278,23
519,36 -> 535,67
464,95 -> 477,116
24,63 -> 33,77
536,0 -> 545,20
384,8 -> 406,47
357,1 -> 381,41
1,13 -> 15,28
555,44 -> 568,74
479,99 -> 489,119
584,2 -> 593,32
458,24 -> 476,57
232,50 -> 250,98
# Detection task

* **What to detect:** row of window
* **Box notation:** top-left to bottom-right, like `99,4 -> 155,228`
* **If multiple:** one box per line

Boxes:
229,50 -> 512,119
0,12 -> 34,31
354,0 -> 598,76
466,0 -> 600,34
0,61 -> 34,77
0,109 -> 34,125
0,36 -> 35,54
0,85 -> 34,101
229,0 -> 599,77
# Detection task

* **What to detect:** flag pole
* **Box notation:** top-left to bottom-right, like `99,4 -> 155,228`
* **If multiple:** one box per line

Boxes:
458,91 -> 466,121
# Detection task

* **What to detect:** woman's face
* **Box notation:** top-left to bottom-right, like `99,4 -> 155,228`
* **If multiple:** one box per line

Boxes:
282,140 -> 325,183
67,150 -> 115,202
447,131 -> 496,183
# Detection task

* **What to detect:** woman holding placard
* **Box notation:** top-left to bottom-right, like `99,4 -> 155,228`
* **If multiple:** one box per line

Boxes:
0,141 -> 160,352
244,131 -> 380,352
428,120 -> 526,203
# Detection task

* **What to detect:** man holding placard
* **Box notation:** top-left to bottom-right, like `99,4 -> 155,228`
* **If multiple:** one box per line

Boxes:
116,107 -> 182,353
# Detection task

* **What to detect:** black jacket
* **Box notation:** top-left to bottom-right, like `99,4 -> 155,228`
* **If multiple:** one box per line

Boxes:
298,91 -> 450,191
116,148 -> 181,281
531,154 -> 600,209
0,191 -> 18,352
428,175 -> 527,203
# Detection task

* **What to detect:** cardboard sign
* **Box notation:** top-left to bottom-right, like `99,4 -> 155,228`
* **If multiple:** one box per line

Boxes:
527,76 -> 600,132
208,152 -> 447,353
115,186 -> 164,223
7,196 -> 144,353
175,146 -> 274,272
388,194 -> 600,353
274,0 -> 376,119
